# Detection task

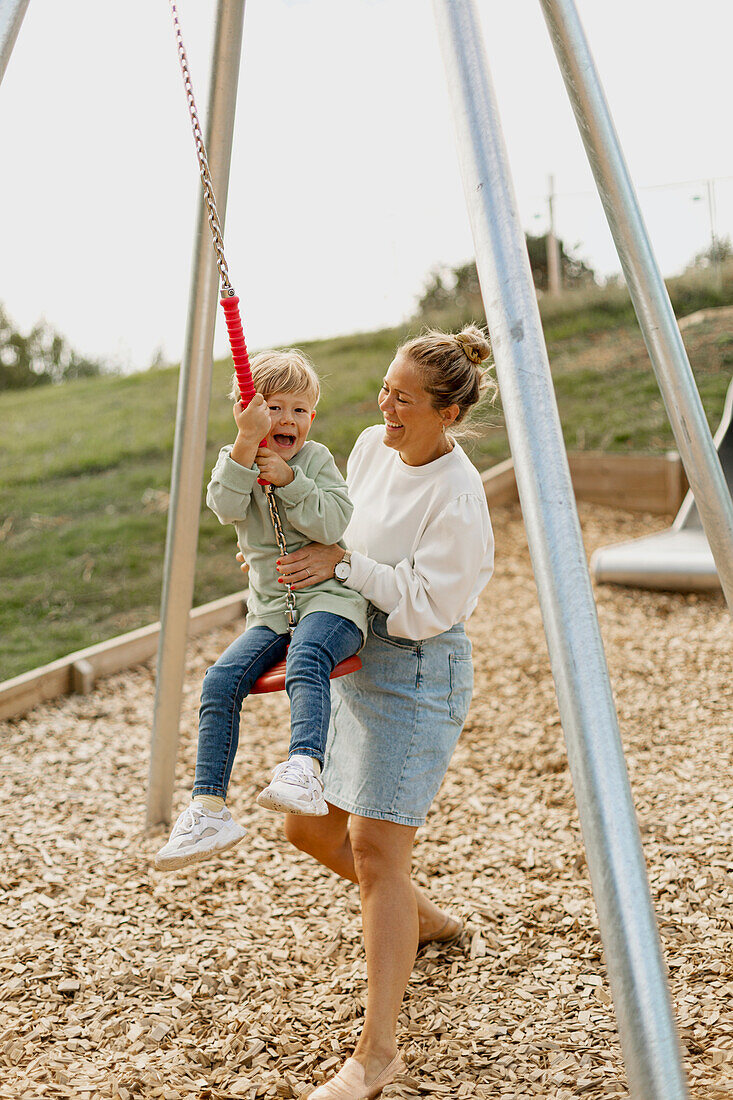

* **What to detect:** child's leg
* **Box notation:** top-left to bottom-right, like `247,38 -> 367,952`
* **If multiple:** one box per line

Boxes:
284,612 -> 363,766
255,613 -> 361,817
193,625 -> 288,800
154,625 -> 289,871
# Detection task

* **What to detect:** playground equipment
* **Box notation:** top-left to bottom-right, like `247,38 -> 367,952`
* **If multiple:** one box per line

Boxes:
0,0 -> 28,84
7,0 -> 733,1096
591,376 -> 733,591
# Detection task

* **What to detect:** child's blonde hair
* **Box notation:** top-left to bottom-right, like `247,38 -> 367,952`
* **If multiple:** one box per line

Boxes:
229,349 -> 320,406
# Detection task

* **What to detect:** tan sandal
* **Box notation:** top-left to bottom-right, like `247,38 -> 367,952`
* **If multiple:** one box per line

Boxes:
418,914 -> 463,947
308,1052 -> 405,1099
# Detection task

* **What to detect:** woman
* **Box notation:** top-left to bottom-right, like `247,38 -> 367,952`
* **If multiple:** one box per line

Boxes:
246,325 -> 496,1099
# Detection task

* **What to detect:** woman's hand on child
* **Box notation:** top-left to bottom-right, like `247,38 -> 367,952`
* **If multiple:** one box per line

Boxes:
276,543 -> 345,589
255,447 -> 295,487
235,550 -> 249,575
233,393 -> 272,444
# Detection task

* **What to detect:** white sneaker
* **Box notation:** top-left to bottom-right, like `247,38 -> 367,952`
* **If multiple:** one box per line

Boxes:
256,757 -> 328,816
154,802 -> 246,871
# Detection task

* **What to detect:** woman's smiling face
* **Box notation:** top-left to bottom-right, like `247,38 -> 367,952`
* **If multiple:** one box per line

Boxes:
378,352 -> 454,466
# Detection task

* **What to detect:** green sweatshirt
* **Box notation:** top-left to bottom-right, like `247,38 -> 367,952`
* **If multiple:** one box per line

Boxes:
207,441 -> 368,641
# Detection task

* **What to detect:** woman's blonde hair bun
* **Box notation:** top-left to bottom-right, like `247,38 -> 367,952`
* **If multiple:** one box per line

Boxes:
454,326 -> 491,366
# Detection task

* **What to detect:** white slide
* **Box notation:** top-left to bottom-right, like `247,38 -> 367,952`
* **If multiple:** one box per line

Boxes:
591,376 -> 733,592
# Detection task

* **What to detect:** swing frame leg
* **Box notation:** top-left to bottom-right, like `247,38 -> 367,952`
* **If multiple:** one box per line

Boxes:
0,0 -> 30,86
432,1 -> 688,1095
146,0 -> 247,832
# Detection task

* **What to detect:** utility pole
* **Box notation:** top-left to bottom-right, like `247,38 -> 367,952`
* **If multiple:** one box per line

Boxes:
706,179 -> 718,259
706,179 -> 724,290
547,174 -> 562,294
692,179 -> 720,272
693,179 -> 724,291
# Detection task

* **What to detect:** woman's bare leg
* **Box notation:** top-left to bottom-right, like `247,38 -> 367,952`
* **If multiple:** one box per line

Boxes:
285,808 -> 457,941
347,816 -> 418,1080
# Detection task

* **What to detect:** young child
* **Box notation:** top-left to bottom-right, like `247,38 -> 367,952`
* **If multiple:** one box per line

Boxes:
155,350 -> 367,872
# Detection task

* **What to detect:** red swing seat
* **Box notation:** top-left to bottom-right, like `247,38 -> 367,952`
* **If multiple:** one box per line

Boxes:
250,653 -> 362,695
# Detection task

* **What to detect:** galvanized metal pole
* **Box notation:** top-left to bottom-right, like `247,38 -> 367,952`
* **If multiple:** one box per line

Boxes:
431,2 -> 688,1097
0,0 -> 30,86
539,0 -> 733,614
146,0 -> 246,830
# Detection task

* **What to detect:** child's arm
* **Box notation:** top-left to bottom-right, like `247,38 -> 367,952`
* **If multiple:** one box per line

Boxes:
206,396 -> 272,524
271,447 -> 353,544
231,394 -> 272,467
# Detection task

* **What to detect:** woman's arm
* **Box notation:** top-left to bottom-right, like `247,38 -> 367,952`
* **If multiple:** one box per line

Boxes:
346,495 -> 492,638
276,493 -> 494,640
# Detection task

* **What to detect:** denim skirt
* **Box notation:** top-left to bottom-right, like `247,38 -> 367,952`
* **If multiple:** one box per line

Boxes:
322,608 -> 474,827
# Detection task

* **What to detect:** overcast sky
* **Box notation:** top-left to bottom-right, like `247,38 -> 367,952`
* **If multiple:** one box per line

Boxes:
1,0 -> 731,372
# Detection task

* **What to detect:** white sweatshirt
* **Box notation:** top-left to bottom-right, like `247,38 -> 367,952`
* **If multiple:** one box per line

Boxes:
342,425 -> 494,640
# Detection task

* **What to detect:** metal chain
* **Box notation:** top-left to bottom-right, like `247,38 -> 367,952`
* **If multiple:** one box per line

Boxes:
169,1 -> 232,294
265,486 -> 299,633
169,2 -> 299,635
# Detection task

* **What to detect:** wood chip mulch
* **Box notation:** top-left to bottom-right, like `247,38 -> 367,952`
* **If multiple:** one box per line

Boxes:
1,502 -> 731,1100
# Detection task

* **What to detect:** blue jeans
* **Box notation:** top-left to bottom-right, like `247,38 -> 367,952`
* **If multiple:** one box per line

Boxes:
193,611 -> 363,799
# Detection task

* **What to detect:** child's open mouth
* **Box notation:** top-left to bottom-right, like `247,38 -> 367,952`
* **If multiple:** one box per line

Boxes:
273,433 -> 297,449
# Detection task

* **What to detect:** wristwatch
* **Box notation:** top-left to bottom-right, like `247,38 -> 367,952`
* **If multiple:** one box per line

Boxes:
334,551 -> 352,582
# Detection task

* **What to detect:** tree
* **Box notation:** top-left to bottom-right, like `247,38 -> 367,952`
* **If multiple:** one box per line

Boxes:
417,235 -> 596,316
417,268 -> 453,314
689,235 -> 733,269
525,233 -> 595,291
0,304 -> 104,390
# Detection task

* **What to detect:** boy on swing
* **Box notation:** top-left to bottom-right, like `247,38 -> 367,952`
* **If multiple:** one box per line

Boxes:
155,350 -> 366,872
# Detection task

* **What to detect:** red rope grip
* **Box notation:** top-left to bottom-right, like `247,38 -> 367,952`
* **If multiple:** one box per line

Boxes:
220,294 -> 268,485
220,295 -> 254,403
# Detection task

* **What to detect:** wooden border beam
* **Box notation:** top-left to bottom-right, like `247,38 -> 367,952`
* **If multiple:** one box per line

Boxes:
482,450 -> 688,515
0,591 -> 247,722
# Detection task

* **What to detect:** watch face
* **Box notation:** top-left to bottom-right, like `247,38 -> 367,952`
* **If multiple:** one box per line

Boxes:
335,561 -> 350,581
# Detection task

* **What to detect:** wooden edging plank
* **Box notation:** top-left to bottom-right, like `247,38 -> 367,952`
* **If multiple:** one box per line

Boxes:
0,591 -> 248,723
482,450 -> 687,515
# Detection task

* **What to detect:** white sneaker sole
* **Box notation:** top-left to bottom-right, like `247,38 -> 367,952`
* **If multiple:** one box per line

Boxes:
256,787 -> 329,816
154,826 -> 246,872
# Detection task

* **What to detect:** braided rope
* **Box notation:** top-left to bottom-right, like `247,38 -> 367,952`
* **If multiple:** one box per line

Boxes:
169,1 -> 231,293
265,488 -> 299,632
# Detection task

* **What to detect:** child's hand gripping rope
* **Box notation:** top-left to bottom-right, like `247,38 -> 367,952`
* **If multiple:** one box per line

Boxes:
233,392 -> 271,442
255,448 -> 294,487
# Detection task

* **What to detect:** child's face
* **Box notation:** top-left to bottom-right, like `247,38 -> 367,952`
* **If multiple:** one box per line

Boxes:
263,390 -> 316,460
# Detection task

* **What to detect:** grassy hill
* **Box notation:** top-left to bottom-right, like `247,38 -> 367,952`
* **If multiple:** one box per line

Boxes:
2,266 -> 732,680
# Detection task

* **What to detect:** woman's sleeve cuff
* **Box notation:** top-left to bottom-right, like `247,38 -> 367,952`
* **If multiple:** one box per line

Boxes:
344,550 -> 375,591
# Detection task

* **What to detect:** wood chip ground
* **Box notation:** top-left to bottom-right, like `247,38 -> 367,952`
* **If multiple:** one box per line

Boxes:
1,503 -> 731,1099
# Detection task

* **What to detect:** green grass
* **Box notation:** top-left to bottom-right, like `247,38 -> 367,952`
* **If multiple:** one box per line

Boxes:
2,269 -> 732,681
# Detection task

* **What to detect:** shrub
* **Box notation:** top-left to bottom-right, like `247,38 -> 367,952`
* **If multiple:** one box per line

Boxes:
0,304 -> 105,390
